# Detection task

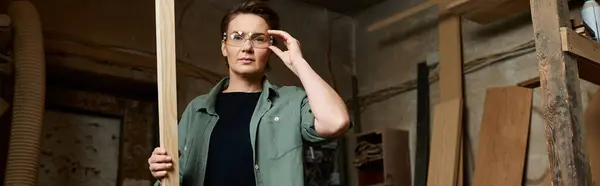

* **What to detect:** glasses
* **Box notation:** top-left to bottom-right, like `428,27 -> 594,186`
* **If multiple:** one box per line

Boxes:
223,31 -> 273,49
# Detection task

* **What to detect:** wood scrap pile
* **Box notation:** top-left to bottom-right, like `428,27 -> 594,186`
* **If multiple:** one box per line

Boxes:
353,141 -> 383,167
572,18 -> 595,39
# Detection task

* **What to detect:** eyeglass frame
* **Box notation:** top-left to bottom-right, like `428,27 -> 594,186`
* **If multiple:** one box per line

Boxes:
222,31 -> 275,49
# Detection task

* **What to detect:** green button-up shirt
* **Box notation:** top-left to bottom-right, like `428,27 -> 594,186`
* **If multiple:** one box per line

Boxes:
154,77 -> 336,186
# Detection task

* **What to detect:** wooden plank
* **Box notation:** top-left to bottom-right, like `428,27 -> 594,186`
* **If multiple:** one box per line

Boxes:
463,0 -> 530,24
583,87 -> 600,184
426,98 -> 463,186
44,38 -> 223,83
517,76 -> 540,89
530,0 -> 592,185
472,86 -> 532,186
155,0 -> 179,184
577,57 -> 600,86
560,27 -> 600,65
367,1 -> 437,32
415,62 -> 430,186
438,14 -> 463,103
560,27 -> 600,86
382,128 -> 411,186
436,6 -> 465,186
445,0 -> 487,15
515,66 -> 600,89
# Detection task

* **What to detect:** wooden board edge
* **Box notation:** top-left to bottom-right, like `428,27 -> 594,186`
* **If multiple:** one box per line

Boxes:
561,27 -> 600,66
517,76 -> 541,89
426,98 -> 464,186
367,1 -> 437,32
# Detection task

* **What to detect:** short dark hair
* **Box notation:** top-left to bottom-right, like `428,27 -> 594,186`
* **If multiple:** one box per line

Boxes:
220,0 -> 280,36
220,0 -> 279,71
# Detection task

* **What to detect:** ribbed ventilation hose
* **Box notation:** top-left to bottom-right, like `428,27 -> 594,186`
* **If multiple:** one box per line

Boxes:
3,1 -> 46,186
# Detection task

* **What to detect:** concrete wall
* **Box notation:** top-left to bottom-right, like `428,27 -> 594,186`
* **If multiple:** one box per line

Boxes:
350,0 -> 599,185
39,110 -> 122,186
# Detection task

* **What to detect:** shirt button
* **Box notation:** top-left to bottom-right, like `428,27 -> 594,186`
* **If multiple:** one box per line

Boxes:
274,117 -> 279,121
184,145 -> 187,151
254,165 -> 259,170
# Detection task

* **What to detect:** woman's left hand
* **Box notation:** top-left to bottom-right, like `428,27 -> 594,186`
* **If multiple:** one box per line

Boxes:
268,30 -> 305,74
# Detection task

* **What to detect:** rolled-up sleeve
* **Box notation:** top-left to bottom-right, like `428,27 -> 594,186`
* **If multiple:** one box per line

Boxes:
300,94 -> 330,144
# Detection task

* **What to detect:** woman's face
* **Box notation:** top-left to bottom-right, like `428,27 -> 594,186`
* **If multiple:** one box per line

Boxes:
221,13 -> 272,77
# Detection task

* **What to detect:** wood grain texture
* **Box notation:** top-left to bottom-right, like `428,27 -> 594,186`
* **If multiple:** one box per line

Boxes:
155,0 -> 179,184
382,128 -> 411,186
530,0 -> 592,185
584,88 -> 600,185
560,27 -> 600,65
427,98 -> 463,186
438,14 -> 463,103
437,10 -> 465,186
560,27 -> 600,86
472,86 -> 532,186
366,1 -> 436,32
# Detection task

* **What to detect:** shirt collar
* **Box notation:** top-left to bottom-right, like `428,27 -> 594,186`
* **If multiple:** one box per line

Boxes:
197,76 -> 278,114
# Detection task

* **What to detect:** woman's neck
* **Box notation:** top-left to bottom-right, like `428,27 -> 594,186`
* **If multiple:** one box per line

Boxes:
223,72 -> 264,93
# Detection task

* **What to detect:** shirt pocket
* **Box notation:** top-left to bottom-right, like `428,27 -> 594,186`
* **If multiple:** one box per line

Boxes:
262,113 -> 302,159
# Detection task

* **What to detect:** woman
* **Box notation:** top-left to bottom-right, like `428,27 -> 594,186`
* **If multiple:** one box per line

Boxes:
148,1 -> 350,185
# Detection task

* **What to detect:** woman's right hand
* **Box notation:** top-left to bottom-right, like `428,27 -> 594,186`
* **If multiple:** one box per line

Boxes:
148,147 -> 173,179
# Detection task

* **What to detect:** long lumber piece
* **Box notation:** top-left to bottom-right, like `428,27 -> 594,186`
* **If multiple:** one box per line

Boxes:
155,0 -> 179,185
427,9 -> 465,186
427,98 -> 463,186
472,86 -> 532,186
530,0 -> 591,185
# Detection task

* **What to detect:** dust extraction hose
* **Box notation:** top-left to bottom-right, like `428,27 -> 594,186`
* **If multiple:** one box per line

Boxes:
4,1 -> 46,186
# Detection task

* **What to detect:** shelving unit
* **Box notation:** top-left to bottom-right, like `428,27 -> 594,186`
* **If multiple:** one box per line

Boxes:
353,128 -> 410,186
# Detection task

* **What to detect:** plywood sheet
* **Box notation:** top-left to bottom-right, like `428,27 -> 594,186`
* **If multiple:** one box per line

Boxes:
584,88 -> 600,184
427,98 -> 463,186
472,86 -> 532,186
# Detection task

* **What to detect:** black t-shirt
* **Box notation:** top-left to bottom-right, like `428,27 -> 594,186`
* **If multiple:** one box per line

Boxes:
204,92 -> 261,186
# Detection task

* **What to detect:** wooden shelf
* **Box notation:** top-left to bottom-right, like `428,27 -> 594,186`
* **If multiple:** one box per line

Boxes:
560,27 -> 600,86
439,0 -> 530,24
444,0 -> 579,24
